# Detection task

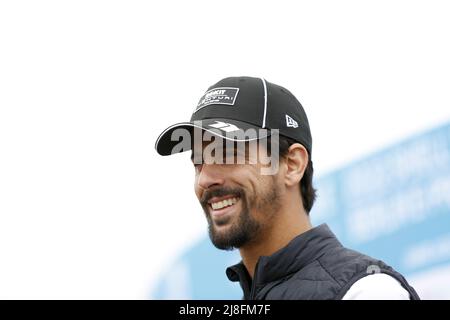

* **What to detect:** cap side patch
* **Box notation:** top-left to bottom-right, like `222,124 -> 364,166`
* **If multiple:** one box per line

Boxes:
195,87 -> 239,112
286,114 -> 299,128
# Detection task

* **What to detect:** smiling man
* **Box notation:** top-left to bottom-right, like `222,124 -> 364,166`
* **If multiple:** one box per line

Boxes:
155,76 -> 420,300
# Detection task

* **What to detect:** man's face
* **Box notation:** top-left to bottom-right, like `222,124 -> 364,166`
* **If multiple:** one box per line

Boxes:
192,138 -> 283,250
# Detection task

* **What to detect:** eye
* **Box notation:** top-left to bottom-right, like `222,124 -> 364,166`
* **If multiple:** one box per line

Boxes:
193,163 -> 203,173
224,148 -> 247,164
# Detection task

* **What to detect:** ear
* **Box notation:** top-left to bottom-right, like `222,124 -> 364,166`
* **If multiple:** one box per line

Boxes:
284,143 -> 308,187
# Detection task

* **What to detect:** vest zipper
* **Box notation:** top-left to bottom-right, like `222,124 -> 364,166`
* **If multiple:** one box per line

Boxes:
249,260 -> 261,300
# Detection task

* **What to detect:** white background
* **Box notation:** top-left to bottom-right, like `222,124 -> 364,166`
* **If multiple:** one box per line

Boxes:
1,1 -> 449,299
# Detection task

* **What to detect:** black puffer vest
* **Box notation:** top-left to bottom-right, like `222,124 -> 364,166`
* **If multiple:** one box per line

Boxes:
226,224 -> 420,300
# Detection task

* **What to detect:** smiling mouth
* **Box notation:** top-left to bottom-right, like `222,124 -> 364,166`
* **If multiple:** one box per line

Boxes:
207,195 -> 240,218
210,197 -> 239,210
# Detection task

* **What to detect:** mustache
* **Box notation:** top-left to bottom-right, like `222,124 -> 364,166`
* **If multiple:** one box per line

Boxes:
200,187 -> 244,208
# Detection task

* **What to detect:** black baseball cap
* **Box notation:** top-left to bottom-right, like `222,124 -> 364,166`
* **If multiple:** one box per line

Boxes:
155,76 -> 312,156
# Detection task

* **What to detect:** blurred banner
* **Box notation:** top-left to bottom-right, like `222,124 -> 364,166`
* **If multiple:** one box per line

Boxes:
152,121 -> 450,299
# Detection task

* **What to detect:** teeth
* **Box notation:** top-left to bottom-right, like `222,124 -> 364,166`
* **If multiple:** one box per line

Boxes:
211,197 -> 238,210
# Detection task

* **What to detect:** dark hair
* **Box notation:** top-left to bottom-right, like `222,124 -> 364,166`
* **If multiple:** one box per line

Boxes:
267,135 -> 317,214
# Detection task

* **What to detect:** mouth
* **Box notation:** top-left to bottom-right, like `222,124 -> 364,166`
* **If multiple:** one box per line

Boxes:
208,195 -> 240,218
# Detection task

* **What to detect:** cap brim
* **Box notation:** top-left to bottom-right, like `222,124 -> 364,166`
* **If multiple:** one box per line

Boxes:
155,118 -> 271,156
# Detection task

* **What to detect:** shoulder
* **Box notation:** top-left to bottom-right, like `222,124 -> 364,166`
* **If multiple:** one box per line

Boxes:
342,273 -> 411,300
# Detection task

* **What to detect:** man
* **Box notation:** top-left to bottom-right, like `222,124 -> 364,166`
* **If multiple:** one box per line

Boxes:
155,76 -> 420,300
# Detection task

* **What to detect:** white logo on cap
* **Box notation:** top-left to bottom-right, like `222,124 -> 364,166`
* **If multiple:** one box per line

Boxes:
285,115 -> 298,128
195,87 -> 240,112
208,121 -> 240,133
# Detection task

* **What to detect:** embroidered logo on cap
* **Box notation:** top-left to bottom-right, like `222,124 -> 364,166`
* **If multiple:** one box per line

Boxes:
208,121 -> 240,133
195,87 -> 239,112
286,114 -> 298,128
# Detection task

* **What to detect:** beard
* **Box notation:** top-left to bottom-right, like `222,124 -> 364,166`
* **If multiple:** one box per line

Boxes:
200,178 -> 281,251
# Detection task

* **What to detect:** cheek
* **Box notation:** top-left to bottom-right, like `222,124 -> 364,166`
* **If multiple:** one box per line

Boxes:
236,168 -> 262,199
193,176 -> 202,200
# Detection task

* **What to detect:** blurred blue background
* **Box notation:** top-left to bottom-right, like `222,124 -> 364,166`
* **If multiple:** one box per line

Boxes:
153,121 -> 450,299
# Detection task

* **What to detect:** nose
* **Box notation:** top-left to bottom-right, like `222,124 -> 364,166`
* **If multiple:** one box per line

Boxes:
196,164 -> 225,190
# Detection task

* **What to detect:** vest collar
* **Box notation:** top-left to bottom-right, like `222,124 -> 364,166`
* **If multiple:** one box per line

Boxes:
226,224 -> 342,291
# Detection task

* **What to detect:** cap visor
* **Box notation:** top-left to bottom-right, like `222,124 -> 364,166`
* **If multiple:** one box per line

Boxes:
155,118 -> 271,156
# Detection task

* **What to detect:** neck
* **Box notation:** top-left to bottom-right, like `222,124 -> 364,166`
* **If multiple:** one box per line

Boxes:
239,202 -> 312,279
